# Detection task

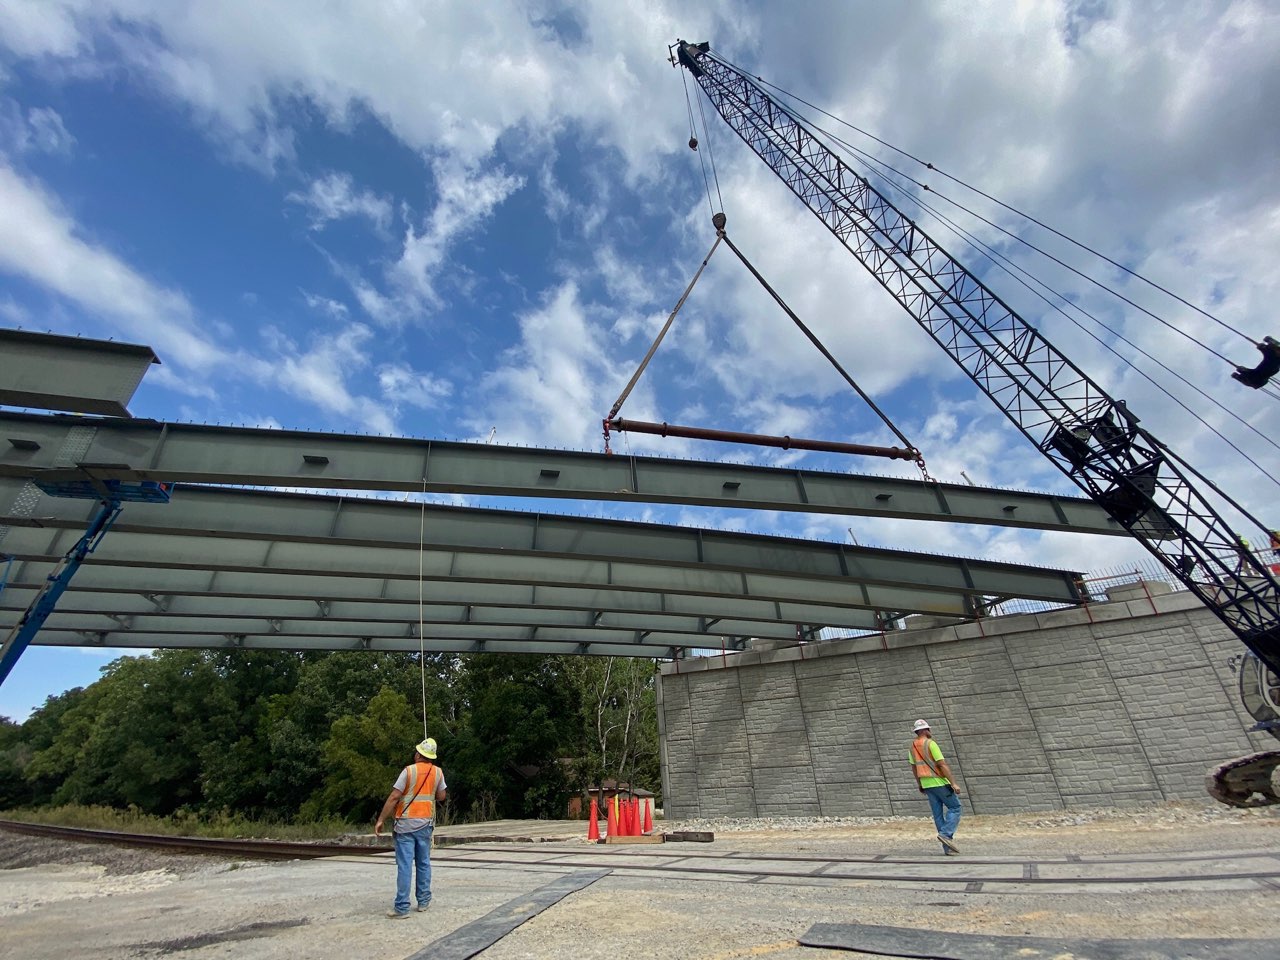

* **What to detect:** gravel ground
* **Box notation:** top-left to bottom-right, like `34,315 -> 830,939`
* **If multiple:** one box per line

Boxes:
3,801 -> 1279,959
0,832 -> 246,876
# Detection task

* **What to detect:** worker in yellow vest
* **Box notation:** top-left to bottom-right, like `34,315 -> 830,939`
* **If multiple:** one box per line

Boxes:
375,737 -> 448,918
909,719 -> 962,855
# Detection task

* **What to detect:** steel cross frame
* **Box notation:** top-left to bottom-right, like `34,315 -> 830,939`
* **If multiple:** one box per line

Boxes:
679,42 -> 1280,671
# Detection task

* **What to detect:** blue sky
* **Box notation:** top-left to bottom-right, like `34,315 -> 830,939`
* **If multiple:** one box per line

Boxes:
2,1 -> 1279,720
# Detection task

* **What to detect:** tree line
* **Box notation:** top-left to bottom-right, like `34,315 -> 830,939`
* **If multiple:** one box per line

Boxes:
0,650 -> 660,824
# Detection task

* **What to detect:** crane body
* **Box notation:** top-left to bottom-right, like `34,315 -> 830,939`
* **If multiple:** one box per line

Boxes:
674,40 -> 1280,805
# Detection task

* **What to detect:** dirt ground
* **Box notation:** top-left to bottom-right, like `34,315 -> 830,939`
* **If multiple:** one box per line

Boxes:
2,802 -> 1279,959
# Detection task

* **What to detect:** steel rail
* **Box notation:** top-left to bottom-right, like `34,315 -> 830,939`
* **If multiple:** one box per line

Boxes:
5,820 -> 1276,889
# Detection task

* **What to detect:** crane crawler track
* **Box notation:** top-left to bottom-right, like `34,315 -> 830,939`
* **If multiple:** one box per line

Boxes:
1206,750 -> 1280,807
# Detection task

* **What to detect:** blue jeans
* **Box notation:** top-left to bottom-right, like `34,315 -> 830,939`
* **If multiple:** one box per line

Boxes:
393,824 -> 434,913
924,784 -> 962,851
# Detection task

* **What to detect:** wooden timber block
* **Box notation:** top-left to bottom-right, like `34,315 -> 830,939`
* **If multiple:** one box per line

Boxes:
661,830 -> 714,843
602,833 -> 665,844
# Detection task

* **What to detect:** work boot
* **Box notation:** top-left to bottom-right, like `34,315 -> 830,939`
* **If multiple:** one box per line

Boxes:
938,833 -> 959,853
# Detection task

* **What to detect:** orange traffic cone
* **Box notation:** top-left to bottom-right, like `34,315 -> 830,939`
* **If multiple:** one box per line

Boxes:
629,797 -> 640,835
642,798 -> 653,834
606,795 -> 618,838
587,796 -> 600,841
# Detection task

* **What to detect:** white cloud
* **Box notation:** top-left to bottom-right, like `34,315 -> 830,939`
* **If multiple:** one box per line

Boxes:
468,281 -> 617,448
0,163 -> 235,371
288,171 -> 391,232
302,291 -> 350,319
380,159 -> 525,317
377,363 -> 451,410
26,106 -> 74,154
0,99 -> 75,156
272,322 -> 397,433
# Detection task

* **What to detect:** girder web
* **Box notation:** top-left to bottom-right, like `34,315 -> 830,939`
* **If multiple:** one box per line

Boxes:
683,44 -> 1280,670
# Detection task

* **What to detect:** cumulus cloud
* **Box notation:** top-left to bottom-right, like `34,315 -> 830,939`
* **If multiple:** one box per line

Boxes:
288,172 -> 392,232
0,163 -> 234,371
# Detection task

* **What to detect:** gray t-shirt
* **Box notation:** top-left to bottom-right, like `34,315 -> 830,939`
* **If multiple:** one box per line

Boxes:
392,765 -> 446,834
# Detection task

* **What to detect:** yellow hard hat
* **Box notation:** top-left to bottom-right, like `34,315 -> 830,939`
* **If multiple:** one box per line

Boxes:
415,737 -> 437,759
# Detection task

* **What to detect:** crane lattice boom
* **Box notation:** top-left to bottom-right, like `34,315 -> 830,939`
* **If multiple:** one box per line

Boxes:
674,40 -> 1280,675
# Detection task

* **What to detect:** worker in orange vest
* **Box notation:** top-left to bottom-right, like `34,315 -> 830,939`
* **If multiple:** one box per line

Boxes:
909,719 -> 962,855
375,737 -> 448,918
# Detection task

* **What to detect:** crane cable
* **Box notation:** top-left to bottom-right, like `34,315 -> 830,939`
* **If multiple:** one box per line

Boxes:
680,65 -> 929,478
679,64 -> 719,219
718,231 -> 931,479
783,113 -> 1280,482
603,231 -> 725,456
697,57 -> 1279,483
732,60 -> 1260,350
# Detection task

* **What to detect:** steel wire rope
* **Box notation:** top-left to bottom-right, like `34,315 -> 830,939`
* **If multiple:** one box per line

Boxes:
692,73 -> 725,214
717,231 -> 928,476
727,56 -> 1259,348
723,78 -> 1280,487
826,132 -> 1280,491
679,64 -> 718,219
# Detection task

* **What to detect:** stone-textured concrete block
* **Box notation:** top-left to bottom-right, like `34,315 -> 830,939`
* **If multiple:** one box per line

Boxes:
694,749 -> 754,790
742,694 -> 808,736
1130,710 -> 1254,762
1094,621 -> 1211,678
942,691 -> 1036,735
1017,659 -> 1119,707
864,680 -> 943,723
1151,759 -> 1221,800
949,732 -> 1050,777
930,651 -> 1020,696
746,729 -> 813,766
795,660 -> 866,712
1047,747 -> 1157,795
688,675 -> 747,724
1005,629 -> 1101,671
692,718 -> 748,761
928,636 -> 1010,662
961,775 -> 1063,813
657,599 -> 1256,819
697,787 -> 757,818
1029,700 -> 1138,751
1112,668 -> 1236,721
816,779 -> 893,816
1060,788 -> 1163,808
752,765 -> 819,813
857,647 -> 929,687
738,663 -> 800,702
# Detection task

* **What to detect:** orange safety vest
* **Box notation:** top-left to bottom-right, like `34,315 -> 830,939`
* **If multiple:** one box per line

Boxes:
397,762 -> 440,819
910,736 -> 944,783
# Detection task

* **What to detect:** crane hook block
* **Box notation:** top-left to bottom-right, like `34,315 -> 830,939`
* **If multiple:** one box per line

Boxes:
1232,336 -> 1280,389
712,212 -> 726,232
688,136 -> 698,151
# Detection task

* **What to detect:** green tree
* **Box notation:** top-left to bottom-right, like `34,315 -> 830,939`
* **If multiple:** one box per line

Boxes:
452,654 -> 577,819
0,716 -> 32,809
566,657 -> 660,801
302,685 -> 422,821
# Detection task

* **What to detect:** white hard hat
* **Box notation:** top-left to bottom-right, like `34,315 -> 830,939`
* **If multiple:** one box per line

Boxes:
912,719 -> 931,732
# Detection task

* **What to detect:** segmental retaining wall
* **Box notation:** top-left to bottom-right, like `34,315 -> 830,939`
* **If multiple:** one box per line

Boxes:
656,588 -> 1274,817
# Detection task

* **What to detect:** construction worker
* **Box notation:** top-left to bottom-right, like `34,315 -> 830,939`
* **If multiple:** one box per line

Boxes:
375,737 -> 447,918
909,719 -> 962,855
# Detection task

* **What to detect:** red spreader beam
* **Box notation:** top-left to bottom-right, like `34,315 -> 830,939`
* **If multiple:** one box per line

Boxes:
606,418 -> 917,460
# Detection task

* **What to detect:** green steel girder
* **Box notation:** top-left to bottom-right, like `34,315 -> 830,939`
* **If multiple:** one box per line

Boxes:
0,411 -> 1123,533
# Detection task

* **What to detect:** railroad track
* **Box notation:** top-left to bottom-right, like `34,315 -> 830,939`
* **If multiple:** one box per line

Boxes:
6,818 -> 1279,893
0,818 -> 382,860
